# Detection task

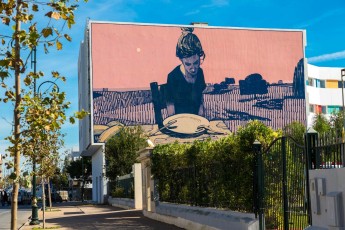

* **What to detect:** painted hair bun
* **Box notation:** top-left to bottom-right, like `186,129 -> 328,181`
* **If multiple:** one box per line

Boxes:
181,27 -> 194,35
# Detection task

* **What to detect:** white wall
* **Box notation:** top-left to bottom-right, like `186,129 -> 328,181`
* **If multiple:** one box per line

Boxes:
306,64 -> 345,127
309,168 -> 345,229
91,146 -> 107,203
147,203 -> 259,230
78,30 -> 92,153
308,64 -> 343,81
307,87 -> 344,106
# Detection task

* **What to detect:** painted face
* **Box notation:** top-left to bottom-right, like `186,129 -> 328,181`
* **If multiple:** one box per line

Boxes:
180,54 -> 200,77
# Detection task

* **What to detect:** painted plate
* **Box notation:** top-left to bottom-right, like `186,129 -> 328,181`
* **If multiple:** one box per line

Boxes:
163,114 -> 209,135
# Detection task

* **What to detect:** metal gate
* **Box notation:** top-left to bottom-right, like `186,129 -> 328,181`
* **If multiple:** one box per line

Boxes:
254,136 -> 311,230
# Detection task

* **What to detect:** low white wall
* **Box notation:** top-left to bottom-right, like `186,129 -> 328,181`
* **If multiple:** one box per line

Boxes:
309,168 -> 345,229
145,202 -> 258,230
108,197 -> 135,209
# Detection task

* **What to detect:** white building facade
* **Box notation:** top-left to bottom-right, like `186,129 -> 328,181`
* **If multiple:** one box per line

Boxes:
306,64 -> 345,127
78,25 -> 107,204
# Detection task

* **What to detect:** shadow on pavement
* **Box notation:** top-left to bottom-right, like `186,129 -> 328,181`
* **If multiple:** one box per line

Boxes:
29,202 -> 183,230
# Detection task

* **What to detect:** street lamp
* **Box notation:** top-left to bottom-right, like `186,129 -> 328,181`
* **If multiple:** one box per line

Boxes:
29,46 -> 39,226
29,61 -> 60,225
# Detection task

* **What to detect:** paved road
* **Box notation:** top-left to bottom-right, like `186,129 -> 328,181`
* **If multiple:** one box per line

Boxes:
22,202 -> 183,230
0,204 -> 32,230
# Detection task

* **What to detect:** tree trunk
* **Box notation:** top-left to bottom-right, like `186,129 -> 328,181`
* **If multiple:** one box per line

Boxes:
47,177 -> 52,208
42,177 -> 46,229
11,1 -> 22,229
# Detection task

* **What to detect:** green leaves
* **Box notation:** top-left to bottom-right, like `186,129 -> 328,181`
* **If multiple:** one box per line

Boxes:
1,17 -> 10,25
9,172 -> 17,180
42,28 -> 53,38
69,117 -> 75,124
313,113 -> 331,135
0,71 -> 9,79
64,34 -> 72,42
74,109 -> 89,119
56,40 -> 62,50
5,90 -> 15,99
105,126 -> 148,180
45,11 -> 61,20
23,76 -> 32,86
32,4 -> 39,12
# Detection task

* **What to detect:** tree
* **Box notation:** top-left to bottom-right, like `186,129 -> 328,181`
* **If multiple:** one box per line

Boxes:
51,167 -> 68,191
65,157 -> 91,202
329,110 -> 344,134
312,113 -> 331,135
105,126 -> 148,181
0,1 -> 88,229
236,120 -> 281,151
66,157 -> 91,179
284,121 -> 306,145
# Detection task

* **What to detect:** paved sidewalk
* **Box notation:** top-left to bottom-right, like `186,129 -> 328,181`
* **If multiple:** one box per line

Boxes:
21,202 -> 183,230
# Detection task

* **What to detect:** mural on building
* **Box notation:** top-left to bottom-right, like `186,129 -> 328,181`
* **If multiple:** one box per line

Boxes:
91,23 -> 306,144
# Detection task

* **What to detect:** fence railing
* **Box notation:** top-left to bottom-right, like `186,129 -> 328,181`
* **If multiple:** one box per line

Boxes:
108,173 -> 134,199
156,162 -> 254,212
308,131 -> 345,169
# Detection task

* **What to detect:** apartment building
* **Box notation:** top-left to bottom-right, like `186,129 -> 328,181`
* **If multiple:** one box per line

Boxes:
306,64 -> 345,127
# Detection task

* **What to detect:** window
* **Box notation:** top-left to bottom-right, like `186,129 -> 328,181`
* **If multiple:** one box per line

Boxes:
328,106 -> 341,114
315,105 -> 322,114
309,104 -> 314,113
320,80 -> 325,88
321,106 -> 327,114
308,78 -> 314,86
326,80 -> 338,88
314,79 -> 325,88
339,81 -> 344,88
315,79 -> 321,88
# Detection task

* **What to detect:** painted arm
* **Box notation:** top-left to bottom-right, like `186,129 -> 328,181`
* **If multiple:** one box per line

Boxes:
198,101 -> 204,116
167,102 -> 175,116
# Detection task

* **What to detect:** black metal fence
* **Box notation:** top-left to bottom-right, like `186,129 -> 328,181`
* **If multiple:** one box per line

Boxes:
254,136 -> 309,230
254,130 -> 345,230
108,174 -> 134,199
156,162 -> 254,212
308,132 -> 345,169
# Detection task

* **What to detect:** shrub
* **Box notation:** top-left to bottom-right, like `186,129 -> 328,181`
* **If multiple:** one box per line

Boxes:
151,120 -> 284,212
111,187 -> 125,198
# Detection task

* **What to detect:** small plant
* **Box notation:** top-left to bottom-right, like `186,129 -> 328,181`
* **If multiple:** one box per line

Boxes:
111,187 -> 125,198
32,226 -> 60,230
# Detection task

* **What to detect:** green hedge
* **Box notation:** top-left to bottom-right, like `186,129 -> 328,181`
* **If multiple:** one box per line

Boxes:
152,120 -> 282,212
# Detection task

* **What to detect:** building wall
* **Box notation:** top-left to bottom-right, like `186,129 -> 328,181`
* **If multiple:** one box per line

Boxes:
306,64 -> 344,127
91,146 -> 106,204
88,21 -> 306,145
78,34 -> 92,152
309,168 -> 345,228
79,21 -> 309,203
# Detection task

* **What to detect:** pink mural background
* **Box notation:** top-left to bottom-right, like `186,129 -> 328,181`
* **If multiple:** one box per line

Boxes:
91,23 -> 304,89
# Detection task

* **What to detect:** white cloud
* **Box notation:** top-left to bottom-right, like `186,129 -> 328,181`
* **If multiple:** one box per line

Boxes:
201,0 -> 229,8
76,0 -> 138,22
295,9 -> 342,28
185,10 -> 201,16
308,50 -> 345,63
185,0 -> 229,16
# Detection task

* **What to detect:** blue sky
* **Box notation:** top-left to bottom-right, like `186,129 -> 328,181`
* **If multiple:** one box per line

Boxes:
1,0 -> 345,160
